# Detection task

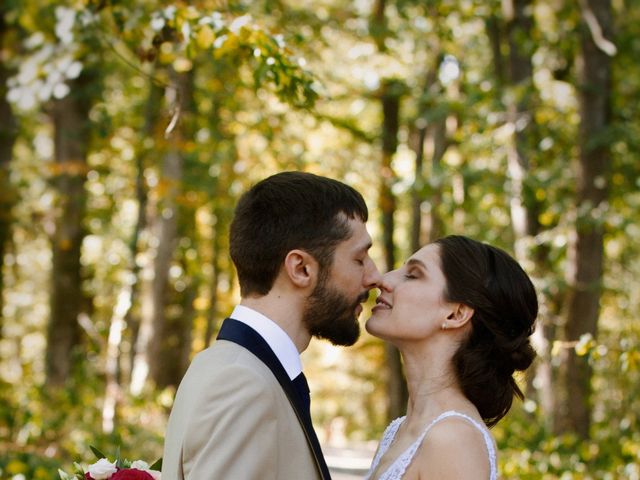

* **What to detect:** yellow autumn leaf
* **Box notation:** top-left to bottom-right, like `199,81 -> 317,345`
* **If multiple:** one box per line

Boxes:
193,296 -> 210,310
183,6 -> 200,20
34,467 -> 50,479
612,173 -> 624,186
159,42 -> 176,64
6,459 -> 28,474
539,211 -> 554,226
574,333 -> 594,356
248,29 -> 267,45
280,74 -> 291,88
174,57 -> 193,72
196,25 -> 215,49
214,33 -> 239,59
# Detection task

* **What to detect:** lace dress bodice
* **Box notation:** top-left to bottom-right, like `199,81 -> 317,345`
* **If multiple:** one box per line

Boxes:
365,410 -> 497,480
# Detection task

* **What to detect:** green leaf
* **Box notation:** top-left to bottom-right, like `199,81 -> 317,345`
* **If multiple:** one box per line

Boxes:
90,445 -> 107,460
58,469 -> 71,480
73,462 -> 85,473
150,458 -> 163,470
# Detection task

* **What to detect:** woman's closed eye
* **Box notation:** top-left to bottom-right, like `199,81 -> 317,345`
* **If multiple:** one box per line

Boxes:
404,270 -> 419,279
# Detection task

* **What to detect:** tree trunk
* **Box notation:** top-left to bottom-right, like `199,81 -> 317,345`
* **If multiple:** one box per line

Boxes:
486,0 -> 558,421
502,0 -> 558,419
410,125 -> 426,253
410,51 -> 444,251
0,8 -> 18,340
204,204 -> 223,347
147,69 -> 196,389
102,80 -> 161,430
559,0 -> 613,439
379,80 -> 408,421
504,0 -> 540,259
125,79 -> 162,380
45,72 -> 96,386
370,0 -> 408,423
426,119 -> 447,243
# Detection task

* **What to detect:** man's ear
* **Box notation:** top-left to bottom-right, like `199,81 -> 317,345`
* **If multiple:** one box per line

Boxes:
445,303 -> 474,329
283,249 -> 319,288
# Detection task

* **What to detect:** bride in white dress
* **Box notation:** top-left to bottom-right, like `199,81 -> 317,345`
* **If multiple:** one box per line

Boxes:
365,236 -> 538,480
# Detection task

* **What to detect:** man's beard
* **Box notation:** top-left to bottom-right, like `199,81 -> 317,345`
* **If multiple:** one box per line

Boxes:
302,276 -> 370,346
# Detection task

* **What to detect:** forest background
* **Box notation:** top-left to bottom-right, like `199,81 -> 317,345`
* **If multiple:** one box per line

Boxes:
0,0 -> 638,479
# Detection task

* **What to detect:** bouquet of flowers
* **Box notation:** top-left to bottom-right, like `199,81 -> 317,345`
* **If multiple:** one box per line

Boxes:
59,446 -> 161,480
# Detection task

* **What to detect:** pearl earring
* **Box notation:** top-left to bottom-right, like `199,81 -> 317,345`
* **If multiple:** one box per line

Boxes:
441,322 -> 447,330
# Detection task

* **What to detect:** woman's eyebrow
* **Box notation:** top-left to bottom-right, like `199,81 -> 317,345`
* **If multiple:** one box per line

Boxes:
406,258 -> 427,270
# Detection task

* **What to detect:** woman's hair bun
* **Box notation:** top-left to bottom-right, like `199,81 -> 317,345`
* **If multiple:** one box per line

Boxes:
434,235 -> 539,427
509,339 -> 536,371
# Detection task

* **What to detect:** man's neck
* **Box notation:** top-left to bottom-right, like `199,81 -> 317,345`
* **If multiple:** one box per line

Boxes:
240,296 -> 311,353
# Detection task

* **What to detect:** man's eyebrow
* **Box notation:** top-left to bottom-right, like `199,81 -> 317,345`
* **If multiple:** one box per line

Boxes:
356,241 -> 373,252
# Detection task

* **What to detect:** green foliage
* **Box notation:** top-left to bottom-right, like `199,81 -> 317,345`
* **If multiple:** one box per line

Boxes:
492,320 -> 640,478
1,0 -> 639,478
0,372 -> 166,479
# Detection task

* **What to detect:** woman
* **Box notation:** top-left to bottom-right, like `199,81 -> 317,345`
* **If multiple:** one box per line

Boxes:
365,235 -> 537,480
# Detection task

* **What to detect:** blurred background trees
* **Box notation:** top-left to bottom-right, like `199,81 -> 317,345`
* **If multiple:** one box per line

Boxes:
1,0 -> 638,478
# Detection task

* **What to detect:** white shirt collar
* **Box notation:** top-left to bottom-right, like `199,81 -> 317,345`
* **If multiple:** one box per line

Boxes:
230,305 -> 302,380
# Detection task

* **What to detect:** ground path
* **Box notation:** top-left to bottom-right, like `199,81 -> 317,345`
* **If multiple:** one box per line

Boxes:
325,445 -> 375,480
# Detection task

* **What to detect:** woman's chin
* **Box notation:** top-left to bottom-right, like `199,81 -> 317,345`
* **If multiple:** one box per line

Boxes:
364,317 -> 385,338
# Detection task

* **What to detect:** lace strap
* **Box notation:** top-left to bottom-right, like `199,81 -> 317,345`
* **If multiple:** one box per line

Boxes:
424,411 -> 497,480
367,411 -> 497,480
365,416 -> 404,479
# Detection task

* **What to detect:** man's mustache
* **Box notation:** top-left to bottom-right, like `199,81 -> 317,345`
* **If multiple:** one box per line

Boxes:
356,291 -> 370,304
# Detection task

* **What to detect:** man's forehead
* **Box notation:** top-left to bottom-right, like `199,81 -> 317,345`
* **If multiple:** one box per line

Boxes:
344,219 -> 372,249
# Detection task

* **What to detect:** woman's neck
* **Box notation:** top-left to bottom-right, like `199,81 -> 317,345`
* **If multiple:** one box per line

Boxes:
400,342 -> 475,423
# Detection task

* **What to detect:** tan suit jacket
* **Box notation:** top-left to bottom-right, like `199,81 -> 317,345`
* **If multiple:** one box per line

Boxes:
162,339 -> 322,480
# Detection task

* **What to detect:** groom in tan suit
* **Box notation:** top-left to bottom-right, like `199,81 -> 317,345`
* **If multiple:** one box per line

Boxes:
162,172 -> 381,479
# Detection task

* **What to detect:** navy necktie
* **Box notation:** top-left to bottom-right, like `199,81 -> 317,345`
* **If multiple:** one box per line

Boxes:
292,372 -> 311,414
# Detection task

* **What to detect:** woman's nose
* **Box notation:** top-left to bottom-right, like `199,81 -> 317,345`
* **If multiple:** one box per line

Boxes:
378,269 -> 398,292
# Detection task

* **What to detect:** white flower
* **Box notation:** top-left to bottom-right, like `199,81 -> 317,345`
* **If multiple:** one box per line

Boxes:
53,82 -> 70,99
213,34 -> 227,49
147,470 -> 161,480
66,61 -> 83,80
130,460 -> 161,480
130,460 -> 150,470
87,458 -> 118,479
150,16 -> 165,31
54,6 -> 76,45
229,15 -> 251,33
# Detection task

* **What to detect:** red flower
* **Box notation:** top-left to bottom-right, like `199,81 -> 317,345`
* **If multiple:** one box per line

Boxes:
110,469 -> 155,480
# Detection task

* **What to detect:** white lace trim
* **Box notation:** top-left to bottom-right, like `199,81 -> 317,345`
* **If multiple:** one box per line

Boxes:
365,410 -> 497,480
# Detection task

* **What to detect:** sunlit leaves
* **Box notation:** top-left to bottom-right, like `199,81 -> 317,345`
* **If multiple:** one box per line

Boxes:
1,0 -> 639,477
6,7 -> 88,109
195,24 -> 215,49
621,350 -> 640,373
574,333 -> 595,357
7,3 -> 317,110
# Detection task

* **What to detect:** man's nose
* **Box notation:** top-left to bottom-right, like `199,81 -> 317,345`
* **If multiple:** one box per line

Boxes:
363,258 -> 383,289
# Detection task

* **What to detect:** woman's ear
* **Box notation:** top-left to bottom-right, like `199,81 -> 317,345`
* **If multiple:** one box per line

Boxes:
444,304 -> 474,329
283,249 -> 318,288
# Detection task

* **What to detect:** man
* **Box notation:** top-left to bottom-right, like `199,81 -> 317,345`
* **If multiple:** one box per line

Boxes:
162,171 -> 381,479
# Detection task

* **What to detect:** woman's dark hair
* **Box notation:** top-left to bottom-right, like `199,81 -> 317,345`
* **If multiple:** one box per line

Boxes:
435,235 -> 538,427
230,171 -> 368,297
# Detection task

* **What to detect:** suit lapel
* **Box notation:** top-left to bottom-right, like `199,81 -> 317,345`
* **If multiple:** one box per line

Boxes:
217,318 -> 332,480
